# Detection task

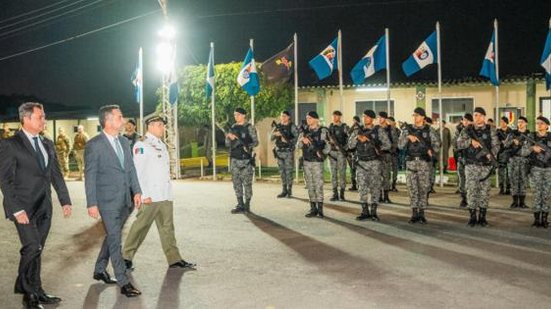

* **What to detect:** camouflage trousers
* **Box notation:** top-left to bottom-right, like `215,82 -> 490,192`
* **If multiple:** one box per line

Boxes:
529,166 -> 551,212
457,158 -> 466,194
347,153 -> 357,186
276,150 -> 294,187
304,161 -> 324,202
405,159 -> 431,209
465,164 -> 492,209
497,162 -> 510,190
508,156 -> 530,195
56,151 -> 69,176
356,160 -> 382,204
380,152 -> 392,190
391,153 -> 398,186
231,158 -> 254,200
429,159 -> 436,187
329,150 -> 347,190
75,149 -> 85,179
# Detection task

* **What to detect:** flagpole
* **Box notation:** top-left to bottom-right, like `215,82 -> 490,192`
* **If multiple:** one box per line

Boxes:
549,17 -> 551,99
495,19 -> 500,127
294,33 -> 300,183
250,38 -> 255,125
211,42 -> 217,181
437,22 -> 444,187
139,47 -> 144,136
385,28 -> 391,115
338,29 -> 344,112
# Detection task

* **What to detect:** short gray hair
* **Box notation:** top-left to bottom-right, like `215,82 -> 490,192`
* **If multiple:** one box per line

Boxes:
98,104 -> 120,128
18,102 -> 43,124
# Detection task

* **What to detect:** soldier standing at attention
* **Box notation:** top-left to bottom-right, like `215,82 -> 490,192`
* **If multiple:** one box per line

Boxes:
496,116 -> 512,195
457,107 -> 499,227
328,110 -> 349,201
521,116 -> 551,228
398,107 -> 440,224
377,112 -> 396,203
270,110 -> 298,198
504,116 -> 530,208
73,125 -> 89,180
388,117 -> 401,192
297,111 -> 331,218
424,117 -> 440,195
226,108 -> 258,214
347,115 -> 362,192
55,128 -> 71,179
453,113 -> 472,207
348,110 -> 391,221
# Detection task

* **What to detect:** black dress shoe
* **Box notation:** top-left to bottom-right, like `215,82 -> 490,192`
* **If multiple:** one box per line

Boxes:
120,283 -> 141,297
93,271 -> 117,284
124,259 -> 134,271
38,292 -> 62,304
169,260 -> 197,269
23,293 -> 44,309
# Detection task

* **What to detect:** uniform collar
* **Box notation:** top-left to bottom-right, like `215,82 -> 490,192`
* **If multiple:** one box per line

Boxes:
145,132 -> 161,143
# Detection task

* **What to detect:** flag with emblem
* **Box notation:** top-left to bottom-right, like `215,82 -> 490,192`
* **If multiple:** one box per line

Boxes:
309,37 -> 338,80
402,31 -> 438,77
540,20 -> 551,90
237,47 -> 260,96
480,29 -> 500,86
351,34 -> 387,85
261,43 -> 294,84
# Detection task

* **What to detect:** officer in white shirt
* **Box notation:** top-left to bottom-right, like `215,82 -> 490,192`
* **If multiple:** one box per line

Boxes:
122,115 -> 195,270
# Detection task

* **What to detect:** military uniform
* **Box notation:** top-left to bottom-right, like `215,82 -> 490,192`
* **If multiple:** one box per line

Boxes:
453,123 -> 468,207
378,124 -> 398,203
226,122 -> 258,213
270,122 -> 298,198
390,125 -> 401,191
457,123 -> 499,227
297,125 -> 331,218
328,122 -> 349,200
348,124 -> 391,221
504,129 -> 531,208
496,126 -> 512,194
347,121 -> 362,191
398,123 -> 440,223
55,133 -> 71,177
73,131 -> 89,180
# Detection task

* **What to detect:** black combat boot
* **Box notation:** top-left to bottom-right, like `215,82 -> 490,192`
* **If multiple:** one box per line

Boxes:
460,193 -> 468,208
408,208 -> 419,224
478,208 -> 488,227
244,199 -> 251,212
277,185 -> 288,198
532,212 -> 541,228
317,202 -> 324,218
518,195 -> 528,208
371,203 -> 380,221
467,208 -> 477,227
356,203 -> 371,221
339,188 -> 346,201
231,197 -> 245,214
391,182 -> 398,192
505,186 -> 511,195
349,178 -> 358,191
509,195 -> 519,208
330,189 -> 339,201
418,209 -> 427,224
383,190 -> 392,203
287,184 -> 293,198
305,202 -> 318,218
542,212 -> 549,229
379,190 -> 384,203
498,185 -> 505,195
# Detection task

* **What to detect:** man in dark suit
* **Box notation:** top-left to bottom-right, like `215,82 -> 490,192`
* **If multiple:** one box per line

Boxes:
84,105 -> 143,297
0,102 -> 72,309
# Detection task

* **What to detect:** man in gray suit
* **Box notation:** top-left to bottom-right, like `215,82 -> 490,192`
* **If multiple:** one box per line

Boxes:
85,105 -> 143,297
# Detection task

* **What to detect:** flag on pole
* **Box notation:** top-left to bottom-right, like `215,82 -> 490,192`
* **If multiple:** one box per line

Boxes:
206,45 -> 215,98
168,69 -> 179,105
131,62 -> 142,103
480,30 -> 500,86
402,31 -> 438,77
540,25 -> 551,90
309,37 -> 338,80
350,34 -> 387,85
261,43 -> 294,83
237,48 -> 260,96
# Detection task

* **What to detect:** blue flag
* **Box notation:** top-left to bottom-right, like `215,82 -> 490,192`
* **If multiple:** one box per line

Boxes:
131,63 -> 142,103
540,26 -> 551,90
206,45 -> 215,98
350,35 -> 386,85
309,37 -> 338,80
480,31 -> 500,86
402,31 -> 438,77
237,48 -> 260,96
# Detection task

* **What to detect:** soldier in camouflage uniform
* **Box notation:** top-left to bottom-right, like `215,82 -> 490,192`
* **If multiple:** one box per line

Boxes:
347,116 -> 362,191
453,113 -> 472,207
504,116 -> 530,208
377,111 -> 397,203
225,107 -> 258,214
328,111 -> 349,201
270,110 -> 298,198
425,117 -> 440,195
73,125 -> 89,180
55,128 -> 71,178
297,111 -> 331,218
457,107 -> 499,227
388,117 -> 401,192
348,110 -> 391,221
398,107 -> 440,224
496,117 -> 512,195
1,123 -> 11,139
521,116 -> 551,228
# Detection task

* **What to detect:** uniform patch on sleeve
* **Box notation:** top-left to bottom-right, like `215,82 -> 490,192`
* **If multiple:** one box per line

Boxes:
134,147 -> 144,155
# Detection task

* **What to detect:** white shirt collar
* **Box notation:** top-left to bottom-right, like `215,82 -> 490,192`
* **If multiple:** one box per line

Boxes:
103,130 -> 119,143
22,128 -> 39,139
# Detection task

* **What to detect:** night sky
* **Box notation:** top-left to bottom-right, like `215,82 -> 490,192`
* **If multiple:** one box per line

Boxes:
0,0 -> 549,115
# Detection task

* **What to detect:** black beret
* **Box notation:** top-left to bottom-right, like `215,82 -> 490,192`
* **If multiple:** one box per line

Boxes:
127,119 -> 136,126
474,107 -> 486,116
500,116 -> 509,124
363,109 -> 376,118
282,110 -> 290,116
307,111 -> 319,119
537,116 -> 550,125
332,110 -> 342,116
353,115 -> 360,122
413,107 -> 426,117
145,115 -> 167,125
518,116 -> 528,123
388,116 -> 395,122
425,117 -> 433,124
235,107 -> 247,115
463,113 -> 473,122
378,111 -> 388,119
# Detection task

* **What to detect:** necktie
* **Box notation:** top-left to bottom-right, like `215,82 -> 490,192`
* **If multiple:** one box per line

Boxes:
33,137 -> 46,170
114,137 -> 125,168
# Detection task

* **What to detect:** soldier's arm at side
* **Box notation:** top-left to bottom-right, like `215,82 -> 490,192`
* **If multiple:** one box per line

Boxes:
249,125 -> 259,148
296,132 -> 305,149
378,127 -> 392,151
430,128 -> 441,151
490,128 -> 500,157
456,129 -> 472,150
320,129 -> 332,155
397,128 -> 409,150
347,130 -> 358,150
290,124 -> 299,146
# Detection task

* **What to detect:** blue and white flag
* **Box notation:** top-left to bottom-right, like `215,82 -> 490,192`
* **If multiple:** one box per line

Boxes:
237,48 -> 260,96
350,35 -> 386,85
131,63 -> 142,103
206,45 -> 215,98
309,37 -> 338,80
168,69 -> 179,105
540,25 -> 551,90
480,30 -> 500,86
402,31 -> 438,77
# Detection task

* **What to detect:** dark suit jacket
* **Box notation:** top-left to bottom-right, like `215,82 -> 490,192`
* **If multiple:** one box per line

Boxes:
0,130 -> 71,220
84,132 -> 141,210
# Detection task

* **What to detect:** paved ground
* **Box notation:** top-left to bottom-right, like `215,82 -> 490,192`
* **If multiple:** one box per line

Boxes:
1,180 -> 550,309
